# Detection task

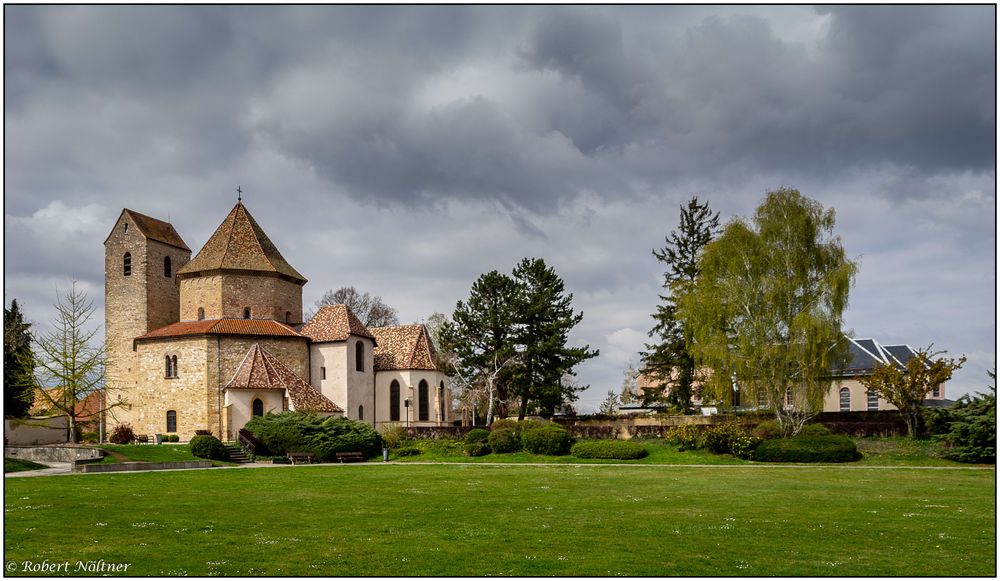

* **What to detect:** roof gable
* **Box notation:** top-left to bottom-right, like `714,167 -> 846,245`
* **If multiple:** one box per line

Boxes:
225,344 -> 341,413
300,305 -> 375,343
370,325 -> 437,371
176,202 -> 306,283
105,209 -> 190,251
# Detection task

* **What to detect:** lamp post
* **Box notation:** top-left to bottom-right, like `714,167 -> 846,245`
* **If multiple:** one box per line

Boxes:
404,399 -> 410,429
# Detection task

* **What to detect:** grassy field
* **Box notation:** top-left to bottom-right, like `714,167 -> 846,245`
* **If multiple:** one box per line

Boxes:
4,464 -> 994,576
97,444 -> 203,464
4,458 -> 49,473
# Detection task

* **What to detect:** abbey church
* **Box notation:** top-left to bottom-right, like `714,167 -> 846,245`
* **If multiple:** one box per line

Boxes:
105,202 -> 452,440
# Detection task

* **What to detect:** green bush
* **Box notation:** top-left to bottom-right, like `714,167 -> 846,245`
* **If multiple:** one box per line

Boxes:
487,428 -> 521,453
752,420 -> 782,440
170,435 -> 180,442
571,440 -> 648,460
80,431 -> 99,443
464,428 -> 490,444
380,424 -> 409,449
243,412 -> 383,461
936,388 -> 996,464
754,435 -> 861,463
799,423 -> 832,437
490,419 -> 550,435
702,423 -> 742,454
665,424 -> 701,450
395,447 -> 422,457
522,425 -> 574,455
490,419 -> 520,432
109,423 -> 135,445
465,442 -> 491,456
189,435 -> 229,461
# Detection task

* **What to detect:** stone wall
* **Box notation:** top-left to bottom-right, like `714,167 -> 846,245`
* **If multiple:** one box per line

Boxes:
5,445 -> 102,463
145,239 -> 190,330
179,273 -> 303,323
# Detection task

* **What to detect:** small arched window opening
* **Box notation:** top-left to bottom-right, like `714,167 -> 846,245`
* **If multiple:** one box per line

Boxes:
867,390 -> 879,411
243,307 -> 252,319
165,355 -> 171,378
164,256 -> 172,278
252,398 -> 264,417
358,405 -> 364,421
839,387 -> 851,412
172,355 -> 178,378
197,307 -> 205,321
355,341 -> 365,372
418,380 -> 429,422
123,222 -> 128,234
285,311 -> 291,323
166,410 -> 177,433
390,380 -> 401,422
123,252 -> 132,276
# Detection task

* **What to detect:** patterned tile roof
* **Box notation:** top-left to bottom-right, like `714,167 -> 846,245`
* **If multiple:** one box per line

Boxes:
135,319 -> 303,341
300,305 -> 375,343
176,202 -> 306,283
370,325 -> 437,371
225,344 -> 341,413
105,209 -> 190,250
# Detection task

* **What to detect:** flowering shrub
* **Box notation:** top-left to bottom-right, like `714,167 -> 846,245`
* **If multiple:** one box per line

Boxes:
729,433 -> 762,459
702,423 -> 745,454
665,424 -> 701,450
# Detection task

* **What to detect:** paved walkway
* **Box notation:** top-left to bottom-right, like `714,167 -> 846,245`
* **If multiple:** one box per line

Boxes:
5,459 -> 994,478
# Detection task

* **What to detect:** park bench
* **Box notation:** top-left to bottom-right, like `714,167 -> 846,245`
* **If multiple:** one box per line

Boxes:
335,451 -> 364,463
134,434 -> 149,445
287,452 -> 315,465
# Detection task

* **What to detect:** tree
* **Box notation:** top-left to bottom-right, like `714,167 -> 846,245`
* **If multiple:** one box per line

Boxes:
620,362 -> 639,405
598,390 -> 620,416
642,197 -> 720,412
4,299 -> 35,418
934,370 -> 995,463
860,347 -> 966,439
30,284 -> 117,442
308,286 -> 399,327
442,271 -> 523,423
676,188 -> 858,436
509,258 -> 598,420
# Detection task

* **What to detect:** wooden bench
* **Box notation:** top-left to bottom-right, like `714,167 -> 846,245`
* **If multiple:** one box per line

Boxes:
287,452 -> 315,465
134,434 -> 149,445
335,451 -> 364,464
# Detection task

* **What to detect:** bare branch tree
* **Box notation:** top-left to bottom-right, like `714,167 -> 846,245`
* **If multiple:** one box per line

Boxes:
307,286 -> 399,327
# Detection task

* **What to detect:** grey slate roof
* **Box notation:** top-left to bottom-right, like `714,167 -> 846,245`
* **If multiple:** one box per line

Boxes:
833,338 -> 921,377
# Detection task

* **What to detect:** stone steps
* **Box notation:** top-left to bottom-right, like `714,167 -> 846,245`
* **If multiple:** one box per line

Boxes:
224,444 -> 251,463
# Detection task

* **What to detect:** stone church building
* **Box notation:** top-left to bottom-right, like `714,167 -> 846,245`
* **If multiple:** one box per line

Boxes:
105,202 -> 451,441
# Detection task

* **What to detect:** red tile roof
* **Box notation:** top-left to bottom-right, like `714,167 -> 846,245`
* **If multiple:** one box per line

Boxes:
370,325 -> 438,371
176,202 -> 306,283
225,344 -> 341,413
135,319 -> 303,341
300,304 -> 375,343
105,209 -> 190,250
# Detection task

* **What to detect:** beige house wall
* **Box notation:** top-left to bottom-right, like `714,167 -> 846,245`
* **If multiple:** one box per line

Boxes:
310,338 -> 375,424
224,389 -> 286,437
374,370 -> 450,428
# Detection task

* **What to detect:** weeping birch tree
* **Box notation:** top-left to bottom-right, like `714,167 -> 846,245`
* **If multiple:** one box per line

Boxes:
676,188 -> 857,435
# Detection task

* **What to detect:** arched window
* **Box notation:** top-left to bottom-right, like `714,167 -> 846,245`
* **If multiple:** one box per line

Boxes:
171,355 -> 178,378
166,410 -> 177,433
390,380 -> 401,422
355,341 -> 365,372
123,222 -> 128,234
164,256 -> 172,277
839,387 -> 851,412
252,398 -> 264,417
358,405 -> 364,420
439,382 -> 446,422
243,307 -> 251,319
165,355 -> 172,378
867,390 -> 879,411
418,380 -> 429,422
285,311 -> 291,323
197,307 -> 205,321
123,252 -> 132,276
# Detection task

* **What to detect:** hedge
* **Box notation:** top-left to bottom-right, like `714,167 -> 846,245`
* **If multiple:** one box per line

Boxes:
571,440 -> 648,460
243,412 -> 383,461
487,428 -> 521,453
522,426 -> 573,455
189,435 -> 229,461
464,428 -> 490,444
753,435 -> 861,463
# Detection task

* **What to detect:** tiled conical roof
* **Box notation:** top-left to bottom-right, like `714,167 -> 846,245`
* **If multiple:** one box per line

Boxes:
225,344 -> 341,413
176,202 -> 306,283
300,305 -> 375,343
370,325 -> 438,371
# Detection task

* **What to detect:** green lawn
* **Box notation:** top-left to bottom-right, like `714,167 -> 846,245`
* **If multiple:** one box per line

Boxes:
96,444 -> 203,464
4,464 -> 994,576
4,458 -> 49,473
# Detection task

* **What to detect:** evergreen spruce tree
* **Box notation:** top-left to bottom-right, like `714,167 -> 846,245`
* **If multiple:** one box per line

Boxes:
4,299 -> 36,418
642,197 -> 720,412
510,258 -> 598,419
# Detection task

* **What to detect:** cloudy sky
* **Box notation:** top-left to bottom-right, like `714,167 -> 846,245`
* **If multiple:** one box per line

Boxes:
4,5 -> 995,411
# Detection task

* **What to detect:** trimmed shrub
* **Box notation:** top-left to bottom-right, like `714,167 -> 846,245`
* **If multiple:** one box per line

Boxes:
799,423 -> 832,437
522,425 -> 574,456
243,412 -> 383,461
464,428 -> 490,444
169,435 -> 180,442
487,428 -> 521,453
189,435 -> 229,461
109,423 -> 135,445
752,420 -> 782,440
395,447 -> 422,457
490,419 -> 520,432
490,419 -> 549,435
754,435 -> 861,463
465,442 -> 491,457
571,440 -> 648,460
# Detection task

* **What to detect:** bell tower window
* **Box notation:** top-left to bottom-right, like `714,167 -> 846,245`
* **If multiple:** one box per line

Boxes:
123,252 -> 132,276
197,307 -> 205,321
243,307 -> 252,319
164,256 -> 172,277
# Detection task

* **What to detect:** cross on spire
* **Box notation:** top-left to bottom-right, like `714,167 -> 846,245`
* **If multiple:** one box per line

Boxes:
237,185 -> 242,202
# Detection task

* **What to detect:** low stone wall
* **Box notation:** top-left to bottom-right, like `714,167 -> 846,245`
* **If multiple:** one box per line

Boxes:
4,417 -> 70,446
5,445 -> 103,463
77,460 -> 212,473
406,426 -> 478,439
